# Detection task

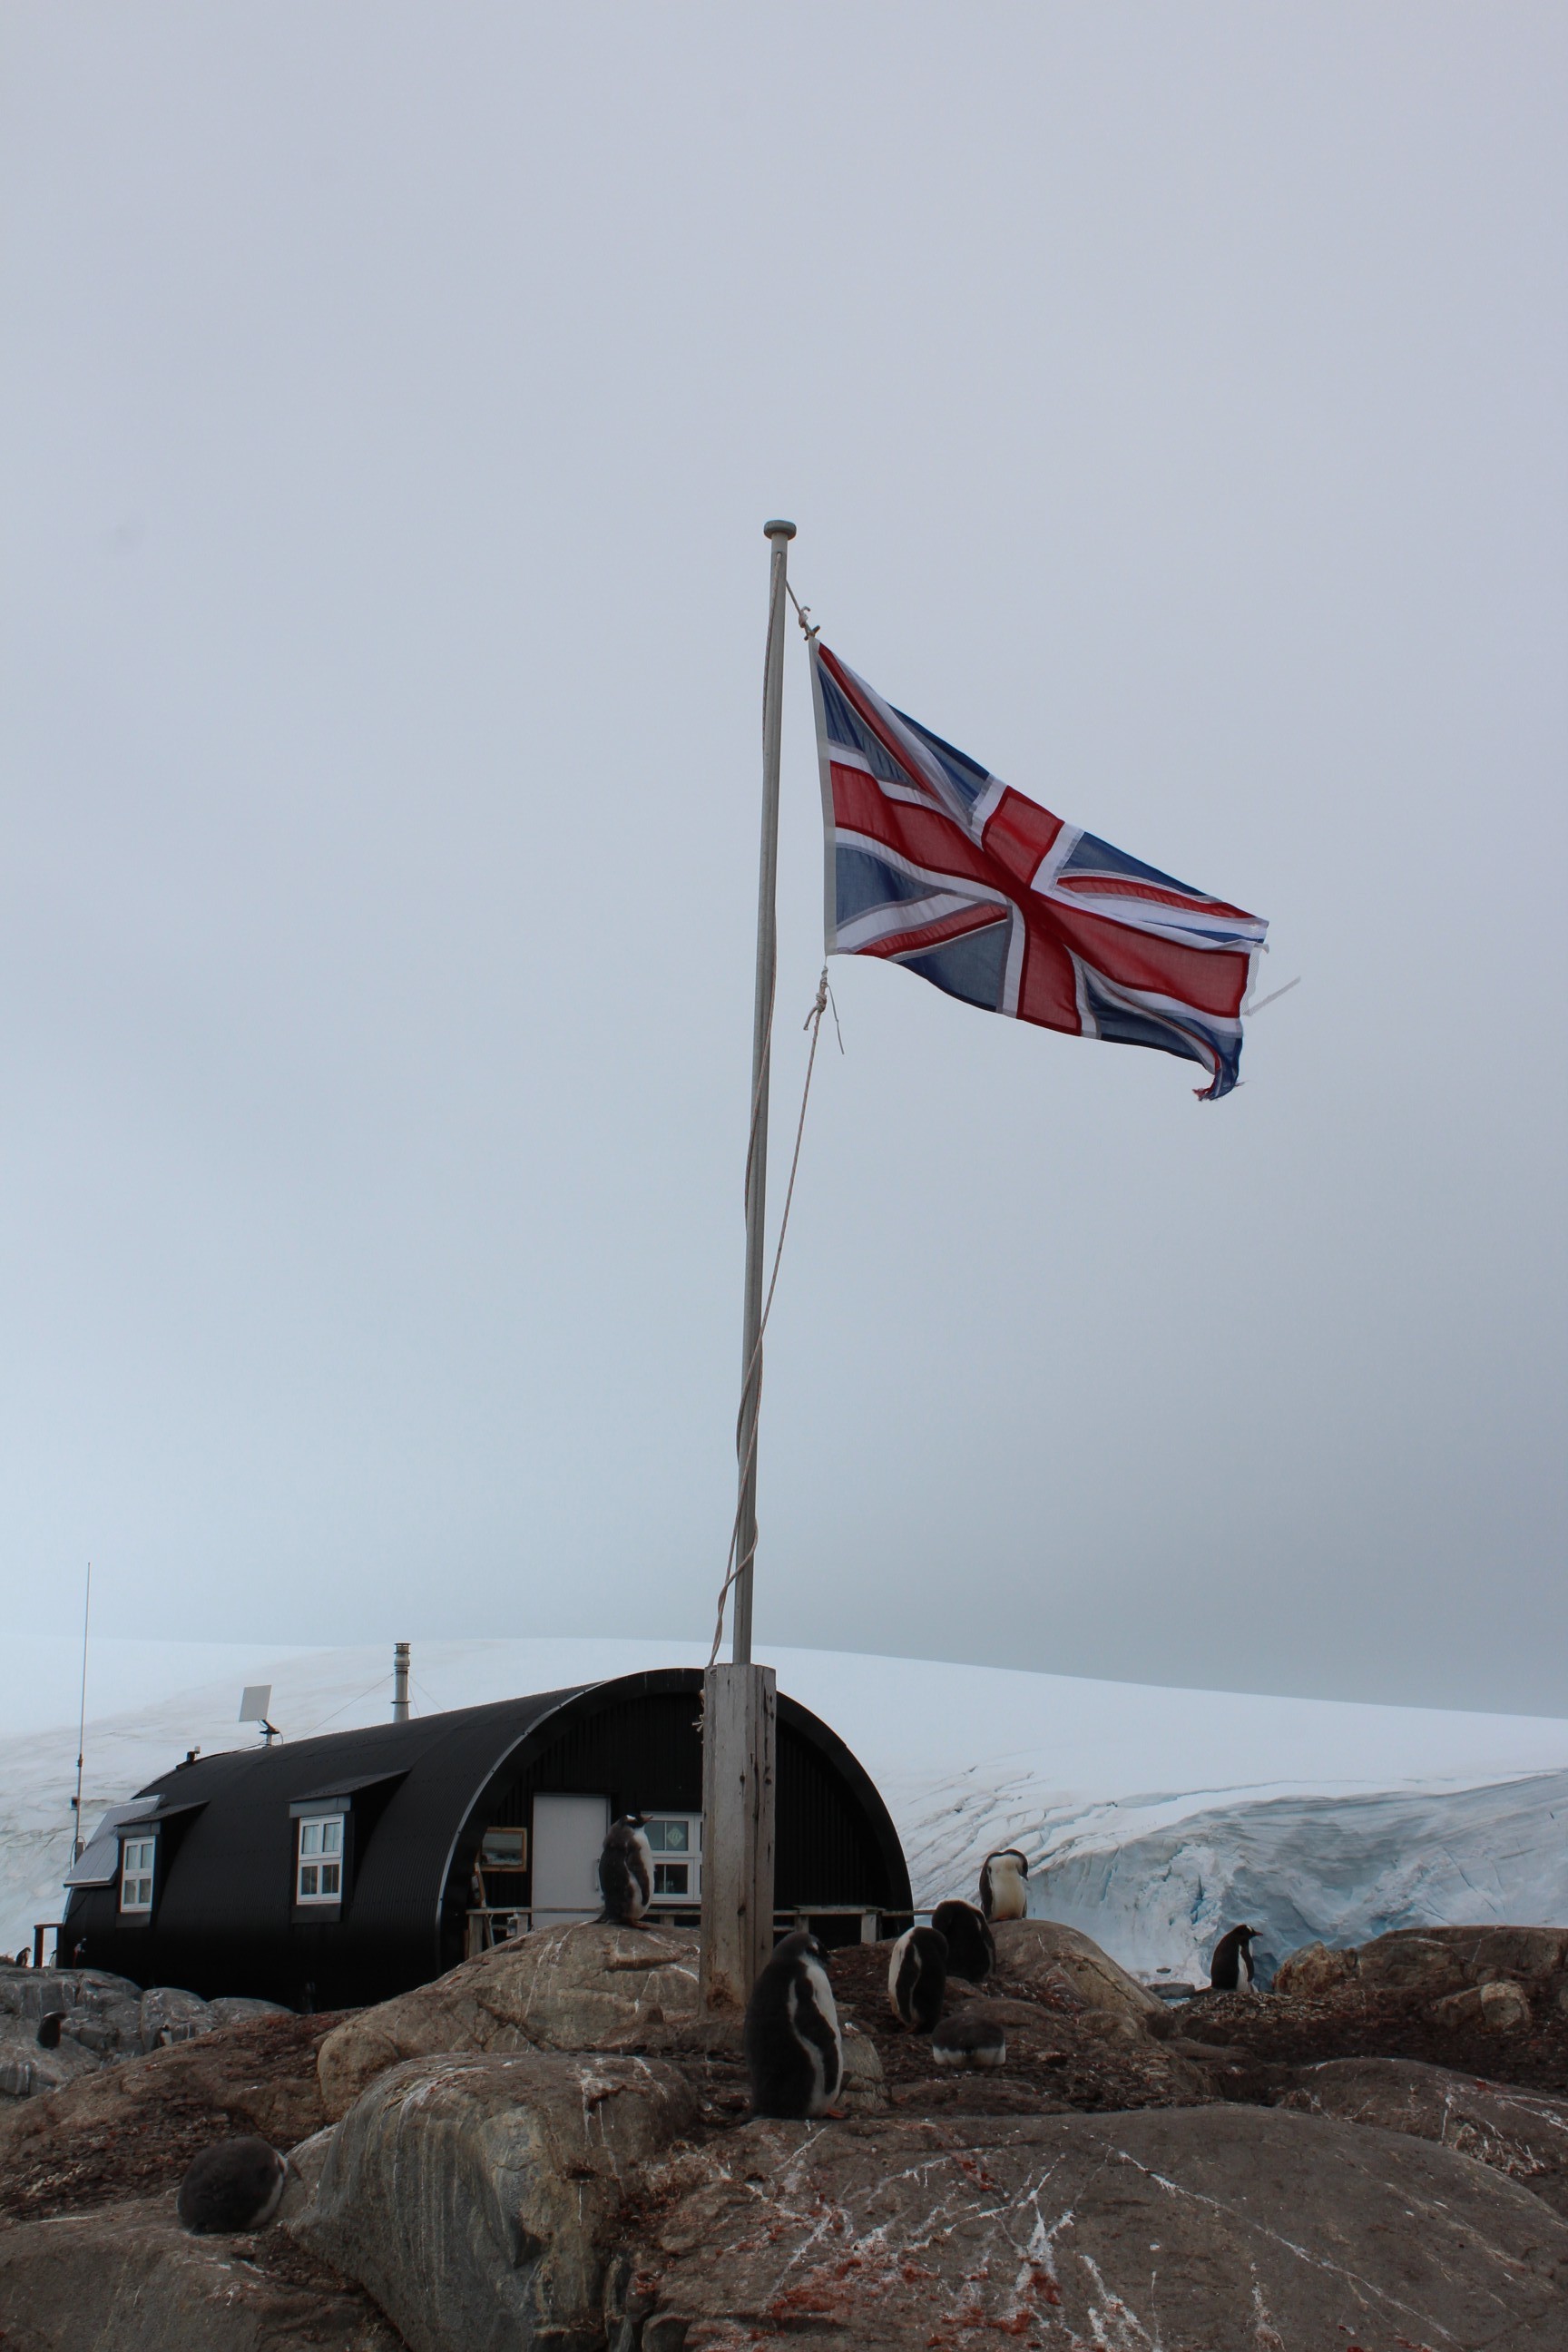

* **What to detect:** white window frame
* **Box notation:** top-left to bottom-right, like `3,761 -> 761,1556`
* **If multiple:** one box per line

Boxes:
120,1836 -> 156,1914
642,1813 -> 701,1905
296,1814 -> 345,1905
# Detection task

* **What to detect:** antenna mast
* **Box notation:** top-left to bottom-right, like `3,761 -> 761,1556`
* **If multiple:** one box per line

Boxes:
71,1562 -> 92,1860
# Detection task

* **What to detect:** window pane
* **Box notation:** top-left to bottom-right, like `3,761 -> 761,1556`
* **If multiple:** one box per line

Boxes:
299,1865 -> 318,1896
662,1821 -> 688,1851
300,1822 -> 321,1856
322,1820 -> 342,1855
320,1862 -> 340,1895
653,1862 -> 689,1896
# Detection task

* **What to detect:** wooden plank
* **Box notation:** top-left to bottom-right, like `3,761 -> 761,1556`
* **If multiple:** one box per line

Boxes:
699,1663 -> 777,2014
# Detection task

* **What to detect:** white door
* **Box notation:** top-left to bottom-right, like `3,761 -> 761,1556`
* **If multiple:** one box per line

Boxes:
531,1793 -> 610,1924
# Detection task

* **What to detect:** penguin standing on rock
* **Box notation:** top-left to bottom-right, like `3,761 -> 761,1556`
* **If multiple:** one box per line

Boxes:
931,1900 -> 995,1984
978,1849 -> 1029,1923
177,2138 -> 289,2235
743,1930 -> 844,2119
34,2012 -> 65,2051
887,1926 -> 948,2033
597,1815 -> 653,1927
1210,1925 -> 1259,1992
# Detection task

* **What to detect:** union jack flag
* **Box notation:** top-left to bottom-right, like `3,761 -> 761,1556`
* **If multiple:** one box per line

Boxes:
809,643 -> 1269,1101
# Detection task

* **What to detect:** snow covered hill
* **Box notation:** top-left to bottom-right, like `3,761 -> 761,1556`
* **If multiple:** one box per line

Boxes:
3,1634 -> 1566,1980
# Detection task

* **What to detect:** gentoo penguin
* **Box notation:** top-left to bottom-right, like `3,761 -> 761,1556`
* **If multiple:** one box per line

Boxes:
176,2137 -> 289,2235
978,1848 -> 1029,1923
34,2012 -> 64,2050
930,1900 -> 995,1984
743,1929 -> 844,2119
1210,1925 -> 1259,1993
887,1925 -> 948,2034
931,2012 -> 1006,2070
598,1814 -> 653,1927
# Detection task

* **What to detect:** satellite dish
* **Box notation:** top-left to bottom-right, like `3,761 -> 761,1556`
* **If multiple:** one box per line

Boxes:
239,1686 -> 280,1743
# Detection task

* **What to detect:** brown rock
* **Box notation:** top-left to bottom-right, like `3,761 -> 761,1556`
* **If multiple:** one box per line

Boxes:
293,2048 -> 700,2352
316,1919 -> 700,2121
1355,1930 -> 1470,1995
623,2103 -> 1568,2347
989,1917 -> 1162,2022
1281,2055 -> 1568,2220
1434,1978 -> 1533,2033
0,2193 -> 401,2351
1272,1939 -> 1357,1996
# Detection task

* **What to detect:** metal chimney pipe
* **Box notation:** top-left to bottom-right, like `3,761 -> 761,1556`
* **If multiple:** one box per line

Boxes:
392,1642 -> 410,1723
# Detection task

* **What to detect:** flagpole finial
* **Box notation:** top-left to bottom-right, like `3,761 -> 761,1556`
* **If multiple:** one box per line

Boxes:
763,518 -> 796,541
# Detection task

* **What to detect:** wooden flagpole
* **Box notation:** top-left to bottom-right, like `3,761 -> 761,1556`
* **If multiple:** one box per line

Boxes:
700,520 -> 791,2014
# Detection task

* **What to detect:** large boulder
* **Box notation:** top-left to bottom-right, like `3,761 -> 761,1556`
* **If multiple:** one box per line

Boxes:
1282,2055 -> 1568,2220
623,2103 -> 1568,2347
1339,1924 -> 1568,1997
293,2048 -> 701,2352
317,1919 -> 701,2121
0,2194 -> 403,2351
990,1916 -> 1163,2023
1272,1939 -> 1357,1996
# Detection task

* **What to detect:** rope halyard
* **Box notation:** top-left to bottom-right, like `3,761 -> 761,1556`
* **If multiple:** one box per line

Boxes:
708,965 -> 841,1669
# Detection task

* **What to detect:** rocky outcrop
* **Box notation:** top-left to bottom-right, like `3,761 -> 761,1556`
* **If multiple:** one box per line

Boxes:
294,2050 -> 701,2352
0,2012 -> 337,2224
1434,1977 -> 1534,2032
1272,1938 -> 1357,1996
0,2193 -> 404,2351
1276,1923 -> 1568,2004
624,2103 -> 1568,2348
1281,2054 -> 1568,2220
317,1921 -> 701,2121
0,1970 -> 289,2097
990,1916 -> 1163,2022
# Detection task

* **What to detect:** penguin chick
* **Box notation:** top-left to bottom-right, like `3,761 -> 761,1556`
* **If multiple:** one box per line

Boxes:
931,2011 -> 1006,2070
744,1929 -> 843,2119
34,2012 -> 65,2051
930,1900 -> 995,1984
1210,1925 -> 1259,1993
177,2137 -> 288,2235
598,1814 -> 652,1926
978,1848 -> 1029,1923
887,1925 -> 948,2034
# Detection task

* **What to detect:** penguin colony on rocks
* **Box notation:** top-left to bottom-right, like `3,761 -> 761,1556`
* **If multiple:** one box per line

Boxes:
1210,1923 -> 1259,1991
743,1930 -> 845,2119
742,1855 -> 1034,2115
597,1814 -> 653,1927
177,2138 -> 289,2235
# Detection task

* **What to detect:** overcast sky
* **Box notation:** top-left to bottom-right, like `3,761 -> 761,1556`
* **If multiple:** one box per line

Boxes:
2,6 -> 1563,1716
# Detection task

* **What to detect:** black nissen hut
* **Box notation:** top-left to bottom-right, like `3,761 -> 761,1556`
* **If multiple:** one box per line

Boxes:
61,1669 -> 911,2010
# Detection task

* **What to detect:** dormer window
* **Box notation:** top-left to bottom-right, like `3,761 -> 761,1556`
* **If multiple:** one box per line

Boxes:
296,1816 -> 343,1902
120,1836 -> 156,1914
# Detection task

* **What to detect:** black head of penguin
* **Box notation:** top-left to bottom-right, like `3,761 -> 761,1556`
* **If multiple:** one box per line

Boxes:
598,1816 -> 653,1926
1209,1925 -> 1259,1991
176,2137 -> 289,2235
743,1929 -> 844,2120
887,1924 -> 948,2033
34,2012 -> 65,2051
931,2010 -> 1007,2070
978,1849 -> 1030,1923
930,1900 -> 995,1984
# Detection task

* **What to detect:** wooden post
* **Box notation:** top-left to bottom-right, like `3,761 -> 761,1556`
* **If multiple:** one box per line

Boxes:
700,1662 -> 777,2014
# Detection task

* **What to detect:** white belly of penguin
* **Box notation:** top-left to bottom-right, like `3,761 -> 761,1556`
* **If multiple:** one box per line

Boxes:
788,1957 -> 838,2112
